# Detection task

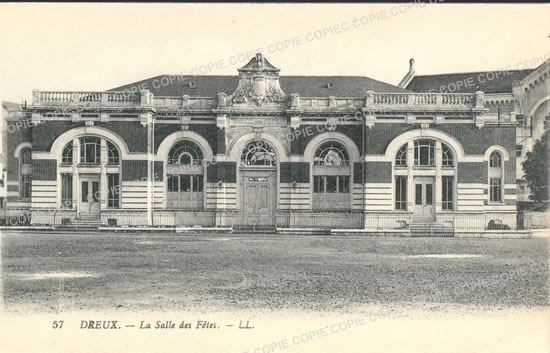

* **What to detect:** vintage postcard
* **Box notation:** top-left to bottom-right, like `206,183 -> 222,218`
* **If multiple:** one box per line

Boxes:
0,2 -> 549,353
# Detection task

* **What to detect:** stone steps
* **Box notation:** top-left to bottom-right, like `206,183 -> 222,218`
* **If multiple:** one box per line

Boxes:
57,214 -> 100,230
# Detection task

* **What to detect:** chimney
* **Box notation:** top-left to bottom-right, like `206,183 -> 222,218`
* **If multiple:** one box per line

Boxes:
398,58 -> 416,89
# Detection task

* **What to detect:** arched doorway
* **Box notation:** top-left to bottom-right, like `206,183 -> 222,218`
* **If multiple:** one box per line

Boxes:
58,135 -> 122,217
166,140 -> 205,209
238,140 -> 278,228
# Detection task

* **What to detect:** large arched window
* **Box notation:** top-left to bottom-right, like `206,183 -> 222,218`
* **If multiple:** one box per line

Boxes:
167,140 -> 205,209
168,140 -> 204,166
314,141 -> 349,166
394,139 -> 457,212
59,137 -> 122,209
312,141 -> 351,210
62,142 -> 73,164
19,147 -> 32,200
489,151 -> 503,202
240,141 -> 277,167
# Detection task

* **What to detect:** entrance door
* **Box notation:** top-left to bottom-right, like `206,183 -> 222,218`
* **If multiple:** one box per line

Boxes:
413,177 -> 435,221
239,169 -> 277,226
80,175 -> 100,215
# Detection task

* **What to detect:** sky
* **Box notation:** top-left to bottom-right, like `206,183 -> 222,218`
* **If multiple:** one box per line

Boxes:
0,3 -> 549,103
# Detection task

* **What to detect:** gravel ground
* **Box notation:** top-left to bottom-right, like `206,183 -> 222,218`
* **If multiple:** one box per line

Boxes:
1,231 -> 548,313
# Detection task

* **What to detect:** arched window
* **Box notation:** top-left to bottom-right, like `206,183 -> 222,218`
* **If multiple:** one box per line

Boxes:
314,141 -> 349,166
395,144 -> 407,167
80,137 -> 100,164
442,144 -> 454,166
240,141 -> 277,167
62,142 -> 73,164
107,141 -> 120,165
168,140 -> 204,165
19,147 -> 32,200
489,151 -> 503,202
490,151 -> 502,168
312,141 -> 351,210
167,140 -> 205,209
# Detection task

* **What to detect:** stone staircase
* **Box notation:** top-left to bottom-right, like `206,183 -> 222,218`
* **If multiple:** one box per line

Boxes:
410,222 -> 454,237
57,214 -> 100,230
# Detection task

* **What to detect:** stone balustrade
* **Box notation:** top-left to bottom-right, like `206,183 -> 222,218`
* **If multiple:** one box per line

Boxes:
33,90 -> 144,106
32,89 -> 486,114
366,91 -> 482,110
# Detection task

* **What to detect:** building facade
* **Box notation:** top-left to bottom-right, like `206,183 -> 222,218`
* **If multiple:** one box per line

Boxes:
400,57 -> 550,204
3,54 -> 529,232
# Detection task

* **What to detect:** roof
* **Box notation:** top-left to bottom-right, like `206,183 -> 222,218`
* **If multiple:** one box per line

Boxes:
406,69 -> 535,94
110,75 -> 408,97
2,101 -> 21,110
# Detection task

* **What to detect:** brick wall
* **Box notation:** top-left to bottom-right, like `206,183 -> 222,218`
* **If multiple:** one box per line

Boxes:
280,162 -> 309,183
437,125 -> 516,155
7,121 -> 32,180
290,125 -> 364,156
154,124 -> 217,154
122,160 -> 148,181
154,161 -> 163,181
206,162 -> 236,183
96,121 -> 148,153
32,121 -> 78,152
364,124 -> 516,157
457,162 -> 487,183
364,162 -> 392,183
32,160 -> 56,180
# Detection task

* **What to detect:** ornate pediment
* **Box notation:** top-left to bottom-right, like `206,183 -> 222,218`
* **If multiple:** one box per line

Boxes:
231,53 -> 286,106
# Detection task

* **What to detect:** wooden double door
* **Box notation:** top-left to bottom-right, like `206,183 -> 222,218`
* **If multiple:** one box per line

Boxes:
238,169 -> 277,226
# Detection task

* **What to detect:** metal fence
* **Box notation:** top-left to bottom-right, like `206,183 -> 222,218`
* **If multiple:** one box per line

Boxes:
517,212 -> 548,230
2,208 -> 546,232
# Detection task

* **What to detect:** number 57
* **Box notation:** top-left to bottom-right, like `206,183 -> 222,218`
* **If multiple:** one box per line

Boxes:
52,320 -> 64,329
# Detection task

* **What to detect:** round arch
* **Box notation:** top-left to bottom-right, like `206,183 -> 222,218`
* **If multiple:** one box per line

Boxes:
303,132 -> 361,162
14,142 -> 32,158
156,130 -> 214,162
484,145 -> 510,162
228,132 -> 289,162
528,95 -> 550,118
49,126 -> 131,160
384,129 -> 466,161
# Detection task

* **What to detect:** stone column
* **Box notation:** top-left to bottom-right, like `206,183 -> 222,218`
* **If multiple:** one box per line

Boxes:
100,139 -> 108,211
406,141 -> 415,211
435,141 -> 442,213
72,138 -> 80,214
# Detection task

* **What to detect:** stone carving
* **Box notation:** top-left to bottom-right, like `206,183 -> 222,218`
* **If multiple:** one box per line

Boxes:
231,85 -> 285,106
231,53 -> 286,106
232,88 -> 248,104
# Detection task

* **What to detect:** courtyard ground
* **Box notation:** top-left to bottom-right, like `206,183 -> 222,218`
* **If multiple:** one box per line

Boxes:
1,231 -> 549,353
1,231 -> 548,313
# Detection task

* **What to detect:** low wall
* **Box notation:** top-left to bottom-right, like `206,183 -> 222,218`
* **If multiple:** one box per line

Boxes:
276,211 -> 364,229
100,210 -> 217,227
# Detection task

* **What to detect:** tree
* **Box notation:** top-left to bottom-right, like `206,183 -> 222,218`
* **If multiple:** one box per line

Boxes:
522,129 -> 549,207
